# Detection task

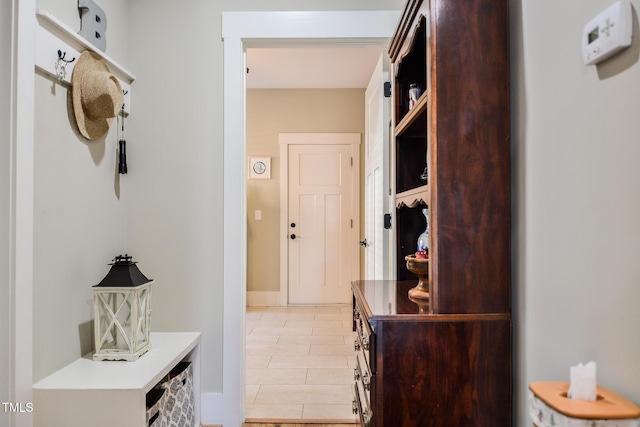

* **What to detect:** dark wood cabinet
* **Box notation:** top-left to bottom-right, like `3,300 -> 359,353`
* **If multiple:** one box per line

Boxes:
390,0 -> 511,311
352,0 -> 511,424
352,281 -> 511,426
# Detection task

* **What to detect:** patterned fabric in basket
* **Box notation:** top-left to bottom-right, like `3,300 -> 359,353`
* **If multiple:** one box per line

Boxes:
146,388 -> 164,426
158,362 -> 196,427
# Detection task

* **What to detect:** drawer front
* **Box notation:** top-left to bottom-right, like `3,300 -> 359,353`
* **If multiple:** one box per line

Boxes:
353,296 -> 376,426
354,353 -> 373,404
353,302 -> 375,374
353,372 -> 373,427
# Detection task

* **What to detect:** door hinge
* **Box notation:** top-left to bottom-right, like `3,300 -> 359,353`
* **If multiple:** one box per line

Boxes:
384,213 -> 392,230
384,81 -> 391,98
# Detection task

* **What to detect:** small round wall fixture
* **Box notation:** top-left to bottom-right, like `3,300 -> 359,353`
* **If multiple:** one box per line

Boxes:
248,156 -> 271,179
253,161 -> 266,175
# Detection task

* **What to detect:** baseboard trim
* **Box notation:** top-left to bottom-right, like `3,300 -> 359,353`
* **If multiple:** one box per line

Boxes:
246,291 -> 281,307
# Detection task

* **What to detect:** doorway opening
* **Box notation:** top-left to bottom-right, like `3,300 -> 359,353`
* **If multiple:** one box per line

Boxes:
244,56 -> 369,423
222,10 -> 399,426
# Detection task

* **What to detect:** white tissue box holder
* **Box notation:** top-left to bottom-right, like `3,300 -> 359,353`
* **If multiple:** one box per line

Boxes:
529,382 -> 640,427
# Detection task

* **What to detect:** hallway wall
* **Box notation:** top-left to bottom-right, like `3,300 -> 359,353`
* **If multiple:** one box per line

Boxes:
31,0 -> 130,382
514,0 -> 640,424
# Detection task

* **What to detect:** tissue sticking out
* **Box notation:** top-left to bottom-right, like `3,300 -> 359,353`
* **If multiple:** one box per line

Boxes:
568,361 -> 597,401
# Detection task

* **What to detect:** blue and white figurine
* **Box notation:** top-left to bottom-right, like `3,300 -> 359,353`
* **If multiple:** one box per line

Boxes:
417,208 -> 429,252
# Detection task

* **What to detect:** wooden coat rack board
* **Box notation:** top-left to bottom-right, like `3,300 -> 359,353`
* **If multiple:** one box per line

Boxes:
35,9 -> 135,114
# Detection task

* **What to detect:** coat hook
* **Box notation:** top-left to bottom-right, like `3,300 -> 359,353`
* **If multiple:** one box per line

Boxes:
55,50 -> 76,82
57,50 -> 76,64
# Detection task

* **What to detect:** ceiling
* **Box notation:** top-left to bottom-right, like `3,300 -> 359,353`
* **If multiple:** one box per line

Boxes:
246,46 -> 387,89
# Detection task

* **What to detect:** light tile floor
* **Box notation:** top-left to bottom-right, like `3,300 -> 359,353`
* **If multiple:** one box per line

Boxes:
245,305 -> 357,422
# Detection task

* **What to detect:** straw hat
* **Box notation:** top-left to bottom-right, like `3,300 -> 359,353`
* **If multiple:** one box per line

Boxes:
72,51 -> 124,140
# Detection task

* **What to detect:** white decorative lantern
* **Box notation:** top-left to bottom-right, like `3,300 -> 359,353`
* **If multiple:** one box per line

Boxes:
93,254 -> 153,361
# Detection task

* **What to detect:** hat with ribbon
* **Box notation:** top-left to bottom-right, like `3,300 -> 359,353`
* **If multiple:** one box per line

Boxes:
72,51 -> 124,140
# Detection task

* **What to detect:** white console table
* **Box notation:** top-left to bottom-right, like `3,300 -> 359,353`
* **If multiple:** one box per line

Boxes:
33,332 -> 201,427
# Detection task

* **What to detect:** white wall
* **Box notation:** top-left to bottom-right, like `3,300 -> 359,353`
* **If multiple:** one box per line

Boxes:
125,0 -> 404,402
515,0 -> 640,425
31,0 -> 130,382
1,0 -> 12,424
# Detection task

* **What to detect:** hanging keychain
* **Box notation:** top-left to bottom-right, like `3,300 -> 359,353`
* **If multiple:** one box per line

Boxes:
118,104 -> 128,174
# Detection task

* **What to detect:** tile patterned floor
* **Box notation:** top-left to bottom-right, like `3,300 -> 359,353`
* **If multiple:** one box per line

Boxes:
245,305 -> 357,422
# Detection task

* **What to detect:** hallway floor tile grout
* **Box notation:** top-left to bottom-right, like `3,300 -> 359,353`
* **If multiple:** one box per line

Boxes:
245,305 -> 357,421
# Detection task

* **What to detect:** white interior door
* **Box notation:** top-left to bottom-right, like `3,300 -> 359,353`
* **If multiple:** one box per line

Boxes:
287,141 -> 356,305
364,53 -> 390,280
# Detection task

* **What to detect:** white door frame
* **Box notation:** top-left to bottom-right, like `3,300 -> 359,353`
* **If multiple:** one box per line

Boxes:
222,10 -> 399,426
9,1 -> 36,426
364,53 -> 391,281
279,133 -> 361,306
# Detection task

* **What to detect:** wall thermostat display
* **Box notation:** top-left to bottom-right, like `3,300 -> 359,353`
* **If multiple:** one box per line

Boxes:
582,0 -> 632,65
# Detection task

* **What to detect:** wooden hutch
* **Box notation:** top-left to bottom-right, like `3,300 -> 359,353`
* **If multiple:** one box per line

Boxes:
351,0 -> 511,425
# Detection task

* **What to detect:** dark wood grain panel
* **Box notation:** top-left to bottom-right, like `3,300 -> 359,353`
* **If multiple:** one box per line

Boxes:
376,318 -> 511,426
430,0 -> 510,314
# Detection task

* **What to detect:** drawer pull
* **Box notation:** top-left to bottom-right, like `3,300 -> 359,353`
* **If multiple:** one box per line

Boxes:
363,371 -> 371,391
354,338 -> 361,351
354,366 -> 361,381
362,333 -> 370,351
363,408 -> 372,426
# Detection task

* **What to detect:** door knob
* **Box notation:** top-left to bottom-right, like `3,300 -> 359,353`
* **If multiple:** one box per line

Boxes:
290,234 -> 298,240
359,239 -> 368,247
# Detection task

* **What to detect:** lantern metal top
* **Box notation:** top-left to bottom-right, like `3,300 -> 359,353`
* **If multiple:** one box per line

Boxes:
94,254 -> 152,288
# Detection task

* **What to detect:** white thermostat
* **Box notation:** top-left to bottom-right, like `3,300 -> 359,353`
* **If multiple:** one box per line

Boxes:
582,0 -> 633,65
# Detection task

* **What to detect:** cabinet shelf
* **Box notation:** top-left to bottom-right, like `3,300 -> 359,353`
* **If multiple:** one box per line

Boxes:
395,91 -> 428,137
396,185 -> 429,209
395,133 -> 427,194
393,13 -> 427,125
